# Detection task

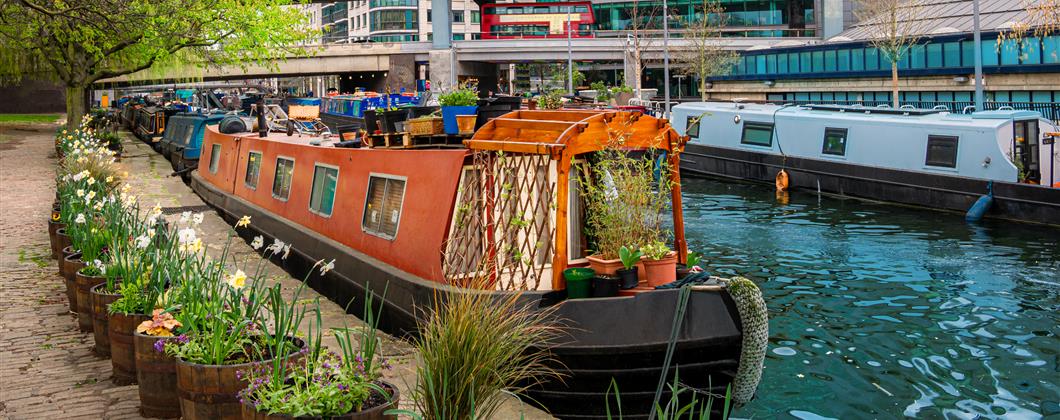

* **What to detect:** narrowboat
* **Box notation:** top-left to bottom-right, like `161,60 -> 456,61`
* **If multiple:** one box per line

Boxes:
672,102 -> 1060,225
133,104 -> 185,147
158,112 -> 228,175
191,110 -> 760,419
319,93 -> 419,132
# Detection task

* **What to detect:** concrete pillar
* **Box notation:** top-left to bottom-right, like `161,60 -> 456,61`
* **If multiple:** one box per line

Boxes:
431,0 -> 452,49
429,49 -> 457,92
822,0 -> 844,39
384,54 -> 417,93
623,48 -> 637,90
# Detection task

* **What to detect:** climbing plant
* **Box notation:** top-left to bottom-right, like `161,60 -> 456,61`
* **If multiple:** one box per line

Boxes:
0,0 -> 319,129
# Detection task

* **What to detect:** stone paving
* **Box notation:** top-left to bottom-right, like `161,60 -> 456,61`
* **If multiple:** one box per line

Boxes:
0,123 -> 551,419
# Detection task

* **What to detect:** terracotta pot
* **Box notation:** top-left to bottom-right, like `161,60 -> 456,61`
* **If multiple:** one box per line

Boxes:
61,249 -> 85,312
586,255 -> 624,276
240,381 -> 400,420
75,269 -> 108,332
48,219 -> 63,260
134,332 -> 180,418
642,252 -> 678,287
456,114 -> 476,134
177,338 -> 306,420
91,282 -> 122,357
110,312 -> 151,385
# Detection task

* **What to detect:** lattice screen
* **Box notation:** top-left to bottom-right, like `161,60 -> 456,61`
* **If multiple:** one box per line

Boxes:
443,151 -> 556,291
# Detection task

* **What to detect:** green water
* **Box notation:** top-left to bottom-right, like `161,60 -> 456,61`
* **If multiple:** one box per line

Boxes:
679,178 -> 1060,419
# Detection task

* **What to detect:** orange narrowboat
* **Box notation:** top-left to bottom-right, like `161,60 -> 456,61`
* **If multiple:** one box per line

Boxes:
191,110 -> 753,418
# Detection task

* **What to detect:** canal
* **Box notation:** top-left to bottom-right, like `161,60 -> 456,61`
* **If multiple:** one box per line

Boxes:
679,178 -> 1059,419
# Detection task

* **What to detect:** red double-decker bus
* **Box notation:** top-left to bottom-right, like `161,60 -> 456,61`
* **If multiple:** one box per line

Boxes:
480,1 -> 594,40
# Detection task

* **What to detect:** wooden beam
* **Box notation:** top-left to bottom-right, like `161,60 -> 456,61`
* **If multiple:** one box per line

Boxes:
669,148 -> 688,265
552,156 -> 571,290
464,139 -> 565,157
491,118 -> 586,133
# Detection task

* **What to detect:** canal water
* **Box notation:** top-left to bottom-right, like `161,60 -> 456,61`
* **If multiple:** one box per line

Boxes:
679,178 -> 1059,419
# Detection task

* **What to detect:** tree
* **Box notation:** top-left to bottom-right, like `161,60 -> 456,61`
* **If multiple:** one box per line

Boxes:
626,0 -> 661,98
672,0 -> 739,101
999,0 -> 1060,61
853,0 -> 931,108
0,0 -> 318,129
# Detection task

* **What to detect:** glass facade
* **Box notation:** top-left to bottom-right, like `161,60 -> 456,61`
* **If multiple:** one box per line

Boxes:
370,9 -> 417,32
726,34 -> 1060,78
369,0 -> 415,7
594,0 -> 814,37
370,34 -> 419,42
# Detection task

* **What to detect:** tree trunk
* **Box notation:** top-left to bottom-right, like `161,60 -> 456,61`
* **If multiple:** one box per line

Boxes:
891,63 -> 899,108
700,77 -> 708,101
65,85 -> 88,131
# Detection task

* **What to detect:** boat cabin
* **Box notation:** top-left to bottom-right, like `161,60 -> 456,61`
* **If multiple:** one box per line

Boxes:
673,102 -> 1060,187
198,109 -> 687,291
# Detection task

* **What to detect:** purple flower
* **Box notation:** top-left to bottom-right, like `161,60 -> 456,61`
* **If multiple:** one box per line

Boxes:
176,334 -> 189,344
154,339 -> 166,353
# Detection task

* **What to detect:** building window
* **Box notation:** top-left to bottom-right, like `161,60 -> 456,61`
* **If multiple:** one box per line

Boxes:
272,157 -> 295,201
309,164 -> 339,217
245,151 -> 262,189
686,115 -> 700,139
208,144 -> 221,174
453,10 -> 464,23
740,122 -> 774,147
822,128 -> 848,156
362,174 -> 406,240
471,10 -> 480,23
452,33 -> 465,40
426,9 -> 430,22
925,135 -> 958,168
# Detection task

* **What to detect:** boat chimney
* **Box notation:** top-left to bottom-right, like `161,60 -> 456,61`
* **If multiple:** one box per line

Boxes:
257,99 -> 267,138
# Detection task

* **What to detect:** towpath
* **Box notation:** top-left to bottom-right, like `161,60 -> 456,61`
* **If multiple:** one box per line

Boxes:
0,122 -> 552,419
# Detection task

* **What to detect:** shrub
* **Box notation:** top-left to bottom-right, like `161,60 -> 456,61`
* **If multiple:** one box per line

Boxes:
438,86 -> 479,107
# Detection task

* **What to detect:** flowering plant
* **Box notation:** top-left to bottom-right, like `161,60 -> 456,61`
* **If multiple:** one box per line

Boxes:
137,309 -> 183,336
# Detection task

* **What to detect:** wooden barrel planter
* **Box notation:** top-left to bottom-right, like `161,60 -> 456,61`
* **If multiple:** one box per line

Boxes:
176,338 -> 305,420
56,229 -> 71,274
90,283 -> 121,357
61,248 -> 84,313
134,332 -> 180,418
75,270 -> 107,332
47,219 -> 63,260
109,312 -> 151,385
241,381 -> 399,420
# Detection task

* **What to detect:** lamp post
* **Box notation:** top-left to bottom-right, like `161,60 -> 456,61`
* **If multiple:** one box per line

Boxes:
973,0 -> 984,111
568,9 -> 574,95
663,0 -> 671,118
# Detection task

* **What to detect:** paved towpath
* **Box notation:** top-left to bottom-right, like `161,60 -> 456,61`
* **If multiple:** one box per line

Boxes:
0,122 -> 551,419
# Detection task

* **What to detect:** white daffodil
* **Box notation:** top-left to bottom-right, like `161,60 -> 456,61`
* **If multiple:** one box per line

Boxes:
226,269 -> 247,289
281,244 -> 292,260
192,213 -> 204,225
135,235 -> 151,249
85,190 -> 96,201
177,227 -> 197,245
180,211 -> 192,223
267,239 -> 286,254
74,213 -> 86,224
86,177 -> 95,186
105,176 -> 113,183
251,235 -> 264,250
92,201 -> 104,211
75,189 -> 85,197
319,259 -> 336,275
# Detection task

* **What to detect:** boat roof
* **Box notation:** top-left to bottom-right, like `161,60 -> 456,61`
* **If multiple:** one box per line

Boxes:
675,101 -> 1046,129
469,109 -> 684,157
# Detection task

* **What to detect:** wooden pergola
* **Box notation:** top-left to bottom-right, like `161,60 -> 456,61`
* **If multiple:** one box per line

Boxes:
465,109 -> 689,290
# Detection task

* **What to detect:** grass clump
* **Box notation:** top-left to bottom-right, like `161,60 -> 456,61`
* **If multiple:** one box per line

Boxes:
0,113 -> 61,124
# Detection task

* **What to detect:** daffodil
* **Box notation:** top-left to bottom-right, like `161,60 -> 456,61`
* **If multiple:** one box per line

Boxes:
192,213 -> 204,225
251,235 -> 264,250
226,269 -> 247,289
319,259 -> 336,275
236,215 -> 251,228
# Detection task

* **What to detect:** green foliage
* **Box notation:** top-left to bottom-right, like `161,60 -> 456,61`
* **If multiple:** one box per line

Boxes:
619,246 -> 643,270
686,251 -> 702,268
538,90 -> 565,110
405,278 -> 562,419
591,81 -> 633,103
605,373 -> 732,420
642,241 -> 672,260
0,114 -> 61,124
438,86 -> 479,107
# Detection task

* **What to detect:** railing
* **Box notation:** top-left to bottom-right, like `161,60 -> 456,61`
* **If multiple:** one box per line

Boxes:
663,98 -> 1060,123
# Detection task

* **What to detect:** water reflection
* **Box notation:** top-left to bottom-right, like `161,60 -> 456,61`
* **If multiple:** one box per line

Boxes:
679,178 -> 1060,419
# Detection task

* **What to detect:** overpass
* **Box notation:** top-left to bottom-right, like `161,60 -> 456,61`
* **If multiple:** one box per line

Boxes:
99,36 -> 817,89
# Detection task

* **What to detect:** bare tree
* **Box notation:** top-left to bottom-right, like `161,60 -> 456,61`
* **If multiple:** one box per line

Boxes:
626,0 -> 660,97
672,0 -> 739,101
999,0 -> 1060,60
853,0 -> 931,108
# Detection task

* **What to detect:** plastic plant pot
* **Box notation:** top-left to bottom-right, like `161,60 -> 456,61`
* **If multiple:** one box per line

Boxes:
592,275 -> 620,297
617,267 -> 639,289
563,267 -> 595,299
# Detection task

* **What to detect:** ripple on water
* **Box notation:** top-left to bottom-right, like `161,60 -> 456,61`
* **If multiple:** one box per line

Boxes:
773,347 -> 798,356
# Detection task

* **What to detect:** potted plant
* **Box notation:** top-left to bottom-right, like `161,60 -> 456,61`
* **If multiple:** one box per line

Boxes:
134,309 -> 183,418
537,90 -> 564,110
562,267 -> 594,299
676,251 -> 704,279
617,246 -> 642,289
438,86 -> 479,135
641,241 -> 677,287
591,275 -> 620,297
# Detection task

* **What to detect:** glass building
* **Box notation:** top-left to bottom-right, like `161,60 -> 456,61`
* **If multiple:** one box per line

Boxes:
593,0 -> 816,37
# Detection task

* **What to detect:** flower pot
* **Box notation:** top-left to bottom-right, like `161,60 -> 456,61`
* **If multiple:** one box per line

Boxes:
48,219 -> 63,260
61,249 -> 84,312
591,275 -> 620,298
441,105 -> 477,135
378,108 -> 408,133
75,269 -> 107,332
56,229 -> 71,273
563,267 -> 595,299
241,380 -> 400,420
134,332 -> 180,418
676,264 -> 693,280
527,99 -> 538,110
586,255 -> 624,276
456,115 -> 476,134
176,337 -> 305,420
642,252 -> 678,287
91,282 -> 122,357
110,312 -> 151,385
617,267 -> 639,290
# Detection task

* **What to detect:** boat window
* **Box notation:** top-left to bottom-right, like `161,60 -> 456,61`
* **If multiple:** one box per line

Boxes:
245,151 -> 262,189
822,128 -> 848,156
362,174 -> 406,240
182,124 -> 195,146
208,144 -> 221,174
741,122 -> 774,147
272,157 -> 295,201
686,115 -> 700,139
925,135 -> 959,168
309,164 -> 339,217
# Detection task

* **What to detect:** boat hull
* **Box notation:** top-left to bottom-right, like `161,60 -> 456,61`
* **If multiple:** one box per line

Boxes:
190,171 -> 744,419
682,143 -> 1060,226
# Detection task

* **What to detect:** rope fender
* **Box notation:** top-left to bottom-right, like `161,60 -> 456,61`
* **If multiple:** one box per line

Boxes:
727,276 -> 769,405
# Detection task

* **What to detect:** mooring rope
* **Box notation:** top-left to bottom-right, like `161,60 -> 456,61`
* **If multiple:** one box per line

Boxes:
726,276 -> 769,404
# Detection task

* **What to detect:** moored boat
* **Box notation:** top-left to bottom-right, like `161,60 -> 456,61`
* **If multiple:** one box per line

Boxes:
158,112 -> 228,176
190,109 -> 762,418
673,102 -> 1060,225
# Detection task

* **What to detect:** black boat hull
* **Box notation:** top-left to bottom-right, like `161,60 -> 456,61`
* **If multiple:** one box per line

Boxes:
682,143 -> 1060,226
190,172 -> 744,419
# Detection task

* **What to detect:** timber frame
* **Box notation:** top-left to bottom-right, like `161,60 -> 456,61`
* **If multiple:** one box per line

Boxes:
466,109 -> 689,290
